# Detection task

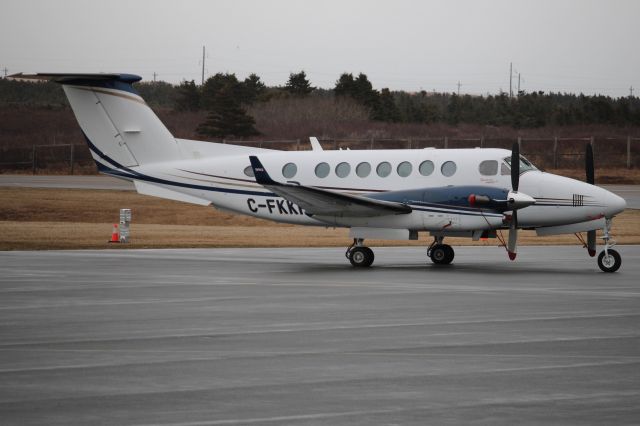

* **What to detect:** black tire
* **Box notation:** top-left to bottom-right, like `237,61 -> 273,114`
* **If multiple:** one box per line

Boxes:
349,246 -> 374,267
597,249 -> 621,273
442,244 -> 455,264
430,244 -> 454,265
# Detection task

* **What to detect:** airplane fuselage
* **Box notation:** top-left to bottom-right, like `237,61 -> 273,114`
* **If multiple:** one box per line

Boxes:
133,146 -> 625,234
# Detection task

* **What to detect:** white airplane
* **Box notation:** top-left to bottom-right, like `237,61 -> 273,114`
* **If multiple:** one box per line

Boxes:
13,73 -> 628,272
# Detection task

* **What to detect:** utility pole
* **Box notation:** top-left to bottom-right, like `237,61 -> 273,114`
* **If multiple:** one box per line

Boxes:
153,72 -> 157,82
2,67 -> 7,79
518,73 -> 521,94
509,62 -> 513,98
630,86 -> 634,98
457,81 -> 461,96
201,46 -> 205,85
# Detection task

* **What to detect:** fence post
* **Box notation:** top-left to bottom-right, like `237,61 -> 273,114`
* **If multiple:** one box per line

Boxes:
444,136 -> 448,149
296,138 -> 300,151
407,138 -> 412,149
553,137 -> 558,169
517,136 -> 522,152
32,145 -> 37,175
480,136 -> 484,148
370,138 -> 374,150
627,135 -> 631,169
70,144 -> 75,175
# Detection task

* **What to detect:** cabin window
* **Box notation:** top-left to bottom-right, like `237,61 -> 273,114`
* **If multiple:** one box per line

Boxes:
315,162 -> 330,178
356,162 -> 371,178
244,166 -> 254,177
376,161 -> 392,177
397,161 -> 412,177
501,163 -> 510,175
441,161 -> 457,177
479,160 -> 498,176
419,160 -> 434,176
282,162 -> 297,179
335,162 -> 351,178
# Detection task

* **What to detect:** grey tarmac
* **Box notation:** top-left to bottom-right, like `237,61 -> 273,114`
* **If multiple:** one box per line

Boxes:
0,246 -> 639,425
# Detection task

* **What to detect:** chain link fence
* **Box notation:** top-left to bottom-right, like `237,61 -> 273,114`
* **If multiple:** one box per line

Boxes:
1,137 -> 639,174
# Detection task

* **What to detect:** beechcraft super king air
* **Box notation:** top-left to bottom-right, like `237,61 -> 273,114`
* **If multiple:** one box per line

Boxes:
13,73 -> 628,272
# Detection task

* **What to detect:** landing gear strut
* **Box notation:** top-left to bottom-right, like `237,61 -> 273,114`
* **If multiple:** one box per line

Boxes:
427,237 -> 455,265
346,238 -> 374,267
597,218 -> 621,273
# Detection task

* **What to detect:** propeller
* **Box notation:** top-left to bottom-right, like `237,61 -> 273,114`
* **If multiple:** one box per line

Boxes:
507,142 -> 520,260
586,142 -> 597,256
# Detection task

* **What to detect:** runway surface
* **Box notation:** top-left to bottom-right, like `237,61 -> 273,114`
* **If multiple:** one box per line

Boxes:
1,175 -> 639,208
1,246 -> 639,425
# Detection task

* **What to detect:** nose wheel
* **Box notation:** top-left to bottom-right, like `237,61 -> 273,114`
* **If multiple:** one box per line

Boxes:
346,239 -> 374,267
597,218 -> 622,273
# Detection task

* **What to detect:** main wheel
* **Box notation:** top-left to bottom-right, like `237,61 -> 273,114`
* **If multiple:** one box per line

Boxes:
349,246 -> 374,267
430,244 -> 454,265
597,249 -> 621,273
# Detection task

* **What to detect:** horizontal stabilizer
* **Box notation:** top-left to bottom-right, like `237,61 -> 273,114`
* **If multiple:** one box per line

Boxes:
9,72 -> 142,84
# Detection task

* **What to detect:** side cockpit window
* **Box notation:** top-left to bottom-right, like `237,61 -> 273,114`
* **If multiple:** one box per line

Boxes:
502,155 -> 537,174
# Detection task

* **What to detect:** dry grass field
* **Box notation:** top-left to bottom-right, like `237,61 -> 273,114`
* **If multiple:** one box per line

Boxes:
1,187 -> 639,251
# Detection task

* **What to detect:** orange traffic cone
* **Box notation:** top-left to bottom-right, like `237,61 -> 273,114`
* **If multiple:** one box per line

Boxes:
108,223 -> 120,243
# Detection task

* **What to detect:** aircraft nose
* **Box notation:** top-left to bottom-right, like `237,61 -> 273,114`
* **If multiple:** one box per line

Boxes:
604,190 -> 627,217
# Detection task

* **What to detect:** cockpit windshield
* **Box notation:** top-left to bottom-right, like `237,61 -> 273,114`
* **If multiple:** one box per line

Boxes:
502,155 -> 537,174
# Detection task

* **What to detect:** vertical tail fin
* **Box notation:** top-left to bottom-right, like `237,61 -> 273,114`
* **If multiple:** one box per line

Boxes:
11,73 -> 182,169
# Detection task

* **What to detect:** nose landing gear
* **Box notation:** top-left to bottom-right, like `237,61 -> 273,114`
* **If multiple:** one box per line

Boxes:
597,218 -> 621,273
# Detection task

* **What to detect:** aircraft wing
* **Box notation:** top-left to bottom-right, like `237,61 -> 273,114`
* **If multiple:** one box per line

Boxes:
249,156 -> 412,217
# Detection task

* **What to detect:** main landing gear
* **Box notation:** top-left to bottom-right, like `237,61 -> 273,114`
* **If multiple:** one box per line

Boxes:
597,218 -> 622,273
346,239 -> 375,267
427,237 -> 455,265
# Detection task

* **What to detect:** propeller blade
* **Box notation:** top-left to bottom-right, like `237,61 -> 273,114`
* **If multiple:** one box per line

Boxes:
586,143 -> 595,185
507,211 -> 518,260
511,142 -> 520,192
586,230 -> 596,257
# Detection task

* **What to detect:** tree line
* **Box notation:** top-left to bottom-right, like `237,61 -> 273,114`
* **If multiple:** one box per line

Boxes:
2,72 -> 639,139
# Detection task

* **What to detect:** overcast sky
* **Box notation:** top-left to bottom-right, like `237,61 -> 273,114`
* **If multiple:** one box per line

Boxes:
1,0 -> 639,97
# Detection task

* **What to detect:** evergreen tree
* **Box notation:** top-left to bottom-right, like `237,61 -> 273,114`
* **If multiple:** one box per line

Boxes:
241,73 -> 266,104
372,88 -> 400,122
197,86 -> 260,139
285,71 -> 314,96
174,80 -> 200,111
201,73 -> 242,110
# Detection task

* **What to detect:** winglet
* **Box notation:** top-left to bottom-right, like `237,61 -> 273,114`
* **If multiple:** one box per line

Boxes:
249,156 -> 279,186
